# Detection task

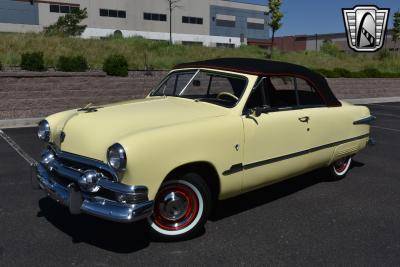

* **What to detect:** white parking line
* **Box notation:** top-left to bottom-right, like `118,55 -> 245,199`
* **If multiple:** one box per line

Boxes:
372,126 -> 400,133
0,130 -> 37,166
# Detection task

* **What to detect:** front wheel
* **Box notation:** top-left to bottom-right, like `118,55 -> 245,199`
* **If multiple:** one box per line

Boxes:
327,156 -> 352,180
148,173 -> 212,241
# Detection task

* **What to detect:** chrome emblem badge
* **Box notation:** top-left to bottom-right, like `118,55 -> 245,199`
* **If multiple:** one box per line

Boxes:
342,5 -> 390,52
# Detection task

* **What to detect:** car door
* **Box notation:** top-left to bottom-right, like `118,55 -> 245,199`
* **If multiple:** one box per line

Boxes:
295,77 -> 339,169
241,76 -> 311,192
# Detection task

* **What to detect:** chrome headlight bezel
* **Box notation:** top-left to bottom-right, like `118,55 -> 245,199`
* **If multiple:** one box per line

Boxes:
38,120 -> 51,142
107,143 -> 127,172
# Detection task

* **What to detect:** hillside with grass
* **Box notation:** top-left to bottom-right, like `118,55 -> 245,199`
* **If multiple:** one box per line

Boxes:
0,33 -> 399,76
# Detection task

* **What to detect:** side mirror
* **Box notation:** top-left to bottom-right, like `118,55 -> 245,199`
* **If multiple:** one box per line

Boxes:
247,105 -> 272,117
192,80 -> 201,87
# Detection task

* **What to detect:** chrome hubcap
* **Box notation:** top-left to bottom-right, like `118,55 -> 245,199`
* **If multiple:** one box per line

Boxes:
159,192 -> 189,221
152,182 -> 200,231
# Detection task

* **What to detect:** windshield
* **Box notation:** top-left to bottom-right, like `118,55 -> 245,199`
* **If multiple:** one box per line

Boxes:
150,70 -> 248,108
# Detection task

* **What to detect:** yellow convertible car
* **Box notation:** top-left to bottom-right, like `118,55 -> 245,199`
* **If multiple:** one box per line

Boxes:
33,58 -> 374,240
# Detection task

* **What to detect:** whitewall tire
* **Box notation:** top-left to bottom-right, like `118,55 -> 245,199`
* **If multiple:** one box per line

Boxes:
148,173 -> 211,241
328,156 -> 352,180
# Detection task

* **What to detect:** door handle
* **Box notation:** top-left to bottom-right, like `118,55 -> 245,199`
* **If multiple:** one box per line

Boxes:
298,116 -> 310,123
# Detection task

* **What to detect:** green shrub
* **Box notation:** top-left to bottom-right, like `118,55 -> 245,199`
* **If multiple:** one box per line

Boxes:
361,68 -> 381,78
332,68 -> 352,78
20,52 -> 46,71
103,54 -> 128,76
320,39 -> 341,56
56,55 -> 88,72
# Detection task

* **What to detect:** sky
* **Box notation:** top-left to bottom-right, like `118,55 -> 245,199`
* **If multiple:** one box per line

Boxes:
242,0 -> 399,36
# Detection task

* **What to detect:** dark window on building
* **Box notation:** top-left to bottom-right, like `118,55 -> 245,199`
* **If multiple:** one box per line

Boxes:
182,41 -> 203,46
70,6 -> 79,12
49,4 -> 60,13
60,5 -> 70,13
118,10 -> 126,18
160,14 -> 167,21
108,10 -> 118,17
100,9 -> 126,19
144,13 -> 167,22
247,22 -> 264,30
99,9 -> 108,16
144,13 -> 151,20
50,4 -> 79,13
216,43 -> 235,48
216,19 -> 235,28
182,16 -> 203,25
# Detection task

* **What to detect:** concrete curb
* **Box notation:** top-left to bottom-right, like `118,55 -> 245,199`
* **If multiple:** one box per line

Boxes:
0,96 -> 399,129
343,97 -> 400,104
0,117 -> 42,129
0,71 -> 106,78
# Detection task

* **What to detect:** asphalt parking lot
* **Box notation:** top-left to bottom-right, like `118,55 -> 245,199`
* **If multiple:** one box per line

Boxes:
0,102 -> 400,266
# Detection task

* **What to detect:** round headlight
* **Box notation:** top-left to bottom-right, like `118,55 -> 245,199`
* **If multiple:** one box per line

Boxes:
107,143 -> 127,171
38,120 -> 50,142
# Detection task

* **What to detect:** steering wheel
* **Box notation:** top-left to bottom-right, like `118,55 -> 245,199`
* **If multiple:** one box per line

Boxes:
217,92 -> 239,102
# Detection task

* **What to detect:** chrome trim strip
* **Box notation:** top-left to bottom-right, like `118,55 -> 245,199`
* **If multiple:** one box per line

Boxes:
353,115 -> 376,125
97,179 -> 148,195
223,133 -> 370,176
178,69 -> 200,96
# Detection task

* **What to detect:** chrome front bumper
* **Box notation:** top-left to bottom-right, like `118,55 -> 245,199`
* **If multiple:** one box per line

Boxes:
33,160 -> 154,223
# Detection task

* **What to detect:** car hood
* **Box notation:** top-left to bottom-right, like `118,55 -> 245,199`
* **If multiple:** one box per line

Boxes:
58,97 -> 228,160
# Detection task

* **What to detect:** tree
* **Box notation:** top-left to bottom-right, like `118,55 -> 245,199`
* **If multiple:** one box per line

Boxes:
44,8 -> 88,37
166,0 -> 182,45
266,0 -> 283,56
393,11 -> 400,50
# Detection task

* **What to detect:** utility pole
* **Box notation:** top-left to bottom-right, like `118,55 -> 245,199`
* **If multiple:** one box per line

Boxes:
315,33 -> 318,51
167,0 -> 182,45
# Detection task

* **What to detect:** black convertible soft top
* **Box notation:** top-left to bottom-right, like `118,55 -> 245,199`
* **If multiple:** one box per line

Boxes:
174,58 -> 341,107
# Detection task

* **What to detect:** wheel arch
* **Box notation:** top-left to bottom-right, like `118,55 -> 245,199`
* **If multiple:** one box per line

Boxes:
162,161 -> 221,202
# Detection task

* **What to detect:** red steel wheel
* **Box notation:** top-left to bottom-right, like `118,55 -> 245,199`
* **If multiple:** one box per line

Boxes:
148,176 -> 211,239
153,183 -> 200,231
329,156 -> 352,179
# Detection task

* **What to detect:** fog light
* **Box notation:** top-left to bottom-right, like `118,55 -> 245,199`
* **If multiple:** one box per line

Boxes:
79,170 -> 101,193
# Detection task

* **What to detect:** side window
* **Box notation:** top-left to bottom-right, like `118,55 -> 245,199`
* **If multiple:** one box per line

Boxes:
296,78 -> 325,106
268,76 -> 298,109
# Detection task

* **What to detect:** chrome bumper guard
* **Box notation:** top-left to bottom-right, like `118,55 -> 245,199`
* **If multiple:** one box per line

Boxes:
32,151 -> 154,223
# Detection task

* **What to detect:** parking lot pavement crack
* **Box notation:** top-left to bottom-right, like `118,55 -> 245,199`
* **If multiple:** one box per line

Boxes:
0,130 -> 37,166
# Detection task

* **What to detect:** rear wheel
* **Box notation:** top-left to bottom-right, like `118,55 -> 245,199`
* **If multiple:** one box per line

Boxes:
148,173 -> 212,241
328,156 -> 352,180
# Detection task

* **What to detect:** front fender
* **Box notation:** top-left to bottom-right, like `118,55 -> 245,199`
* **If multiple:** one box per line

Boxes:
118,115 -> 244,200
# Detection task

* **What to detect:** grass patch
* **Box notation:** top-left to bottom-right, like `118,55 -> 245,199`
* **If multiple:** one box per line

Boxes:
0,32 -> 400,75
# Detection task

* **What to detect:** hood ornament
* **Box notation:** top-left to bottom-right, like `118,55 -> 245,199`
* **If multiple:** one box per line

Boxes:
77,103 -> 103,113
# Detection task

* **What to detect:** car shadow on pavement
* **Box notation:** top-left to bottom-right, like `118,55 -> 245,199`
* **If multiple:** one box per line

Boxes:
37,198 -> 151,253
211,160 -> 365,221
36,160 -> 365,251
